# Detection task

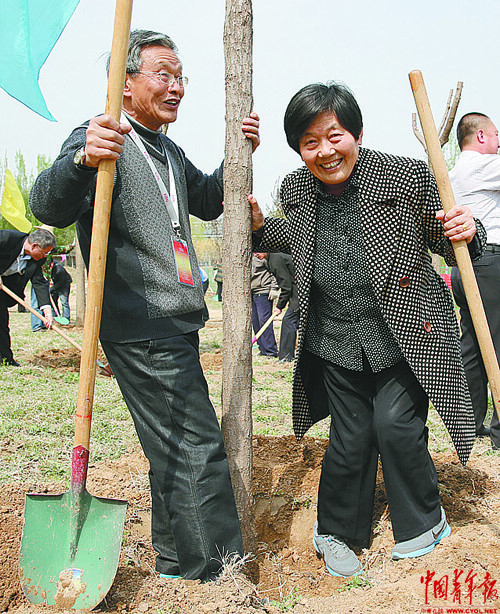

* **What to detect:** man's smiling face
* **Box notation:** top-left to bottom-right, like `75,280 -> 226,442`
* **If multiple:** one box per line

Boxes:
123,45 -> 185,131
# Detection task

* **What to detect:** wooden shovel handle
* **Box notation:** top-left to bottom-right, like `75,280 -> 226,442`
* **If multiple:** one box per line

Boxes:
409,70 -> 500,422
0,282 -> 81,352
252,310 -> 279,344
74,0 -> 133,454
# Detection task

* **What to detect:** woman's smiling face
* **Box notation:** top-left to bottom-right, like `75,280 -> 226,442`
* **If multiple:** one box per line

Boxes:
298,111 -> 362,184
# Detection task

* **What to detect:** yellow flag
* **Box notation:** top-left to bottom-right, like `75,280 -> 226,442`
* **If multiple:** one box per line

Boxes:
0,168 -> 32,233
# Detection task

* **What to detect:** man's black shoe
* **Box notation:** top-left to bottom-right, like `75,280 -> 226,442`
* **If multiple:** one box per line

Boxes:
1,359 -> 20,367
476,426 -> 491,438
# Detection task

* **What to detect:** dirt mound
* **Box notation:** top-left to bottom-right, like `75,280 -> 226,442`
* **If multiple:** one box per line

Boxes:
2,436 -> 499,614
200,350 -> 223,371
31,347 -> 110,375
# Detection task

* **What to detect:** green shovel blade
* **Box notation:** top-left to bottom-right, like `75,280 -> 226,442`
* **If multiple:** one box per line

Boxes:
20,489 -> 127,609
54,316 -> 71,325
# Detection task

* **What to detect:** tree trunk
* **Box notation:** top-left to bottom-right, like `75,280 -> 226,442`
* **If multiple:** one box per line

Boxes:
222,0 -> 255,555
74,235 -> 86,327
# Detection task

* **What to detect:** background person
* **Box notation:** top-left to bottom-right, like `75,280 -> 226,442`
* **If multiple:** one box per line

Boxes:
267,252 -> 299,362
0,228 -> 55,365
251,252 -> 280,357
30,29 -> 259,581
449,112 -> 500,449
249,81 -> 485,577
31,229 -> 74,332
213,262 -> 223,302
50,261 -> 73,321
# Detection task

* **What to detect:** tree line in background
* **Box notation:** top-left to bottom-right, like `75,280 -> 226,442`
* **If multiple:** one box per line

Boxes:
0,151 -> 231,266
0,151 -> 74,247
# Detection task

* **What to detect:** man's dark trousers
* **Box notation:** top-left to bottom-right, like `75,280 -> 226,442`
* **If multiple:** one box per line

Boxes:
252,293 -> 278,356
0,293 -> 15,363
452,250 -> 500,447
101,331 -> 243,580
279,306 -> 299,361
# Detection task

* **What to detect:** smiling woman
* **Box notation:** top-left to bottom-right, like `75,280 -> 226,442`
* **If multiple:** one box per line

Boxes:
249,80 -> 488,579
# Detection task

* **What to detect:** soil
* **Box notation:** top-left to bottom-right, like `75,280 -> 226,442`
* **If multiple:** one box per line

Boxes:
4,309 -> 500,613
1,436 -> 500,614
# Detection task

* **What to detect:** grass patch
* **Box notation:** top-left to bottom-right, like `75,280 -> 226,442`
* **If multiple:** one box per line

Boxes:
270,587 -> 302,611
337,574 -> 374,592
2,297 -> 496,485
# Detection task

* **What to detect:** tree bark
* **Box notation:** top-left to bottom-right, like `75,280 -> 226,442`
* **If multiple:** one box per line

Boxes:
74,235 -> 86,327
222,0 -> 255,555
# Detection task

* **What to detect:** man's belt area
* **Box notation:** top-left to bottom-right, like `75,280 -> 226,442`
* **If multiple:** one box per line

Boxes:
484,244 -> 500,253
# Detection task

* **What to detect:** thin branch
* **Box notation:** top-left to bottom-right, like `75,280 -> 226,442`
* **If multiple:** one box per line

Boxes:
439,81 -> 463,147
412,113 -> 427,151
437,89 -> 453,136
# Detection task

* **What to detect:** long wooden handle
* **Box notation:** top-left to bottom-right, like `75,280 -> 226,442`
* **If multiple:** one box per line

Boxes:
74,0 -> 133,457
252,310 -> 279,344
409,70 -> 500,422
0,282 -> 82,352
49,292 -> 61,318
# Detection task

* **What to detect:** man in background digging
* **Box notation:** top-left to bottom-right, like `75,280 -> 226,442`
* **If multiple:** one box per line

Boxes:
30,29 -> 260,581
50,261 -> 73,322
0,228 -> 55,366
267,252 -> 299,362
251,252 -> 280,357
450,112 -> 500,450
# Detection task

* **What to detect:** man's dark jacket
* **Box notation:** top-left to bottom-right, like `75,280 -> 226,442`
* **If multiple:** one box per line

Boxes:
0,230 -> 50,307
51,262 -> 72,295
267,253 -> 298,312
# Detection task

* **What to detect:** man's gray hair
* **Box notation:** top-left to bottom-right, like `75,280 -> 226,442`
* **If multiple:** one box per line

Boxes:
28,229 -> 57,249
106,29 -> 178,75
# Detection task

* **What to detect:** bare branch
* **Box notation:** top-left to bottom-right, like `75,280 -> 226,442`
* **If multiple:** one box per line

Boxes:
439,82 -> 463,147
412,113 -> 427,152
437,89 -> 453,136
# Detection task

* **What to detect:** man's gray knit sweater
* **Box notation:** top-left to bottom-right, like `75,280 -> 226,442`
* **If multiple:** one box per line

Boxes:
30,121 -> 224,343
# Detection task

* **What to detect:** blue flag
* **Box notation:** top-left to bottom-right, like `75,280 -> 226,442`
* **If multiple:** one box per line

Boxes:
0,0 -> 80,121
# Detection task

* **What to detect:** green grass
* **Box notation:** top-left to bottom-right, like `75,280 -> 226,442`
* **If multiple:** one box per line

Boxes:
270,587 -> 302,611
0,307 -> 137,483
2,295 -> 498,485
337,574 -> 374,592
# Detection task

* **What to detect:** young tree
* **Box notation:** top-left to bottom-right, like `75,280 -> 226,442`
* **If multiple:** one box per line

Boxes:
222,0 -> 255,554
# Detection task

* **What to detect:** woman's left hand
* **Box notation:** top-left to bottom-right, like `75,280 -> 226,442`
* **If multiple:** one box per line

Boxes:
436,205 -> 476,244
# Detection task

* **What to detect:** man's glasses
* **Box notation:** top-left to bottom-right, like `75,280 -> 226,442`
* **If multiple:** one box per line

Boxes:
132,71 -> 189,88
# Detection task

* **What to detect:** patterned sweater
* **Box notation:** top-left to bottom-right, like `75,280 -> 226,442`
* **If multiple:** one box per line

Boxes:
29,121 -> 224,343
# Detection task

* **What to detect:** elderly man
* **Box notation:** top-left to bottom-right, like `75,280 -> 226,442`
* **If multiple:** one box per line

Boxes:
450,113 -> 500,449
30,29 -> 260,581
0,228 -> 55,365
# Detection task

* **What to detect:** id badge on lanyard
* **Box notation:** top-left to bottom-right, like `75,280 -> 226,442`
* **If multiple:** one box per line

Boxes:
172,237 -> 194,286
124,115 -> 195,287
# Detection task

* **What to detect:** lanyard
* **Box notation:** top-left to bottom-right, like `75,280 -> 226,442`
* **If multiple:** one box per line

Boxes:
121,114 -> 181,236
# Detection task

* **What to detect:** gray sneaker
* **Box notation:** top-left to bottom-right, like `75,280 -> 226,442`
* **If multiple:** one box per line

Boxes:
391,507 -> 451,560
313,522 -> 363,577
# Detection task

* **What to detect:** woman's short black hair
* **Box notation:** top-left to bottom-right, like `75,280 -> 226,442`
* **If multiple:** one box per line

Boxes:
284,82 -> 363,154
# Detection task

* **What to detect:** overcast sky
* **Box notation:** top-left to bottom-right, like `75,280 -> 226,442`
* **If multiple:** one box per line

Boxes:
1,0 -> 499,210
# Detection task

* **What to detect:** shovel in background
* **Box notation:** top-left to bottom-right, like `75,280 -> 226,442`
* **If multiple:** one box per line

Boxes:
19,0 -> 132,608
252,309 -> 280,345
0,283 -> 112,377
49,291 -> 70,326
